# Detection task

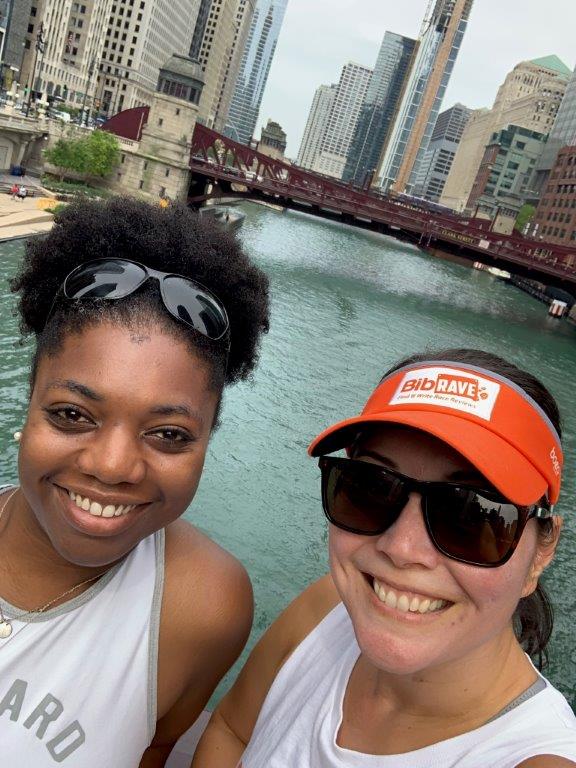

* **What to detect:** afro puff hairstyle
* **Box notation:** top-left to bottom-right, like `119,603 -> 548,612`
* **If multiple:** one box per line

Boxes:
10,196 -> 270,390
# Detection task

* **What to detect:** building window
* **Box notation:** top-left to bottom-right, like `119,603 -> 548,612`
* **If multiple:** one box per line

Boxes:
175,108 -> 180,116
121,154 -> 125,164
158,118 -> 163,126
143,161 -> 148,170
165,168 -> 170,177
139,180 -> 144,189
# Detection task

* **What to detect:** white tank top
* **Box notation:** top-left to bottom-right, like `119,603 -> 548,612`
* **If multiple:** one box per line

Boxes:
241,602 -> 576,768
0,486 -> 164,767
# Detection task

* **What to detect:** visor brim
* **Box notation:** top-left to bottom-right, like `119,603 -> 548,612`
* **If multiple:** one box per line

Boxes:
308,410 -> 549,506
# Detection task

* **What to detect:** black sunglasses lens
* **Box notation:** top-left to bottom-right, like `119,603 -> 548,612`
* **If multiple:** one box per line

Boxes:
162,276 -> 228,340
64,260 -> 145,299
321,459 -> 405,535
425,488 -> 521,566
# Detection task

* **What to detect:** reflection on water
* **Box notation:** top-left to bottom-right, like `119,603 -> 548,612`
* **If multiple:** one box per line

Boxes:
1,206 -> 575,706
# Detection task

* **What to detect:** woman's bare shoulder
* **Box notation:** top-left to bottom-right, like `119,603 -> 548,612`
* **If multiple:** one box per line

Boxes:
156,521 -> 253,717
162,519 -> 253,629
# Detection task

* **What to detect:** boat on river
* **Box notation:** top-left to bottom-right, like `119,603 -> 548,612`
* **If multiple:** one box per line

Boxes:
199,205 -> 245,231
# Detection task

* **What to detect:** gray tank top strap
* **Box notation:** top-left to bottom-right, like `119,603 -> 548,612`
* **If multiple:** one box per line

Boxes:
147,527 -> 166,738
486,677 -> 547,724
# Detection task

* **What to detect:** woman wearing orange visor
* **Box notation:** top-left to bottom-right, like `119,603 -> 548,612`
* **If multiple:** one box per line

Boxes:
193,348 -> 576,768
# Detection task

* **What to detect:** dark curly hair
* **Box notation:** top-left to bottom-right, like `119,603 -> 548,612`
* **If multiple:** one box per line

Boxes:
384,348 -> 561,670
10,197 -> 269,417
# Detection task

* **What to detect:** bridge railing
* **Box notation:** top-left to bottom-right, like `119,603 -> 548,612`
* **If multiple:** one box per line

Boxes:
189,125 -> 576,280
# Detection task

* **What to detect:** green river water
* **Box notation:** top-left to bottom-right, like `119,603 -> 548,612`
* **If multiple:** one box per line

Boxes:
1,201 -> 575,706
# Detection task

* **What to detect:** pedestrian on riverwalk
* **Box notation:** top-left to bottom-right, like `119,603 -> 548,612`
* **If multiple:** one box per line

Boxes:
16,184 -> 26,201
2,196 -> 269,766
9,182 -> 18,199
194,349 -> 576,768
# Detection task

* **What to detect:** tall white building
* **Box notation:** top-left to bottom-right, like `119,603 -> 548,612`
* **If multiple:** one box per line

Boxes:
296,83 -> 336,169
298,62 -> 372,179
377,0 -> 474,193
99,0 -> 201,115
191,0 -> 255,131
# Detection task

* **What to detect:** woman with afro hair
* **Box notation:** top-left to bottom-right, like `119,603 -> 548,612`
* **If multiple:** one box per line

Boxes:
1,197 -> 269,767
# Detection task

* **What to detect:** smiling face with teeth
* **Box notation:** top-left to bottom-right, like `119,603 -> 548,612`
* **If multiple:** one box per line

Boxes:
17,321 -> 220,568
328,425 -> 552,678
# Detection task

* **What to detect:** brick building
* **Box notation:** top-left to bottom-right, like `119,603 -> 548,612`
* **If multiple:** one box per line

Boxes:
533,145 -> 576,245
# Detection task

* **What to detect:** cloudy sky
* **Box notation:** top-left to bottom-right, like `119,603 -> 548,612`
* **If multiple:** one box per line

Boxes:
256,0 -> 575,157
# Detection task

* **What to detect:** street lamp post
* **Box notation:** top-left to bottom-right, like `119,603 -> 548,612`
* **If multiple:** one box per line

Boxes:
24,22 -> 46,116
80,57 -> 96,125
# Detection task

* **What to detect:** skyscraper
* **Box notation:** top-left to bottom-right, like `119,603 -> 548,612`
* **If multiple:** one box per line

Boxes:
548,64 -> 576,146
533,63 -> 576,194
225,0 -> 288,145
377,0 -> 474,194
342,31 -> 416,186
412,102 -> 471,201
297,84 -> 337,169
190,0 -> 256,131
299,61 -> 372,179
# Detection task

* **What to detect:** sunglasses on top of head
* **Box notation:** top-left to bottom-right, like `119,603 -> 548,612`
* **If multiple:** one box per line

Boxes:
50,258 -> 230,344
318,455 -> 553,568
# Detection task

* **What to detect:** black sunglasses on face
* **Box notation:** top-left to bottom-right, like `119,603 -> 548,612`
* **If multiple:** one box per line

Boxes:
318,456 -> 553,568
53,258 -> 229,342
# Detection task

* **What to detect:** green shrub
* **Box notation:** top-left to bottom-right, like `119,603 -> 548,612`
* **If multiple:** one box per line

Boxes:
41,175 -> 111,199
44,202 -> 68,215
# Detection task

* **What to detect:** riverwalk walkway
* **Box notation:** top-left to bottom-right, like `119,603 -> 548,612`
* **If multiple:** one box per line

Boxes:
0,174 -> 55,241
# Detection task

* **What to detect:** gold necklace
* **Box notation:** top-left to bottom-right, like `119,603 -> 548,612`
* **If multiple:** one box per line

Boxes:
0,488 -> 108,639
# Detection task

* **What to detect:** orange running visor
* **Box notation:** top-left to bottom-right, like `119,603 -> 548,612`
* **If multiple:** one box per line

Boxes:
308,362 -> 563,506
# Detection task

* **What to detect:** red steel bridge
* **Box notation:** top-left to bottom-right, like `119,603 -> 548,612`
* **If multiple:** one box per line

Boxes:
103,109 -> 576,290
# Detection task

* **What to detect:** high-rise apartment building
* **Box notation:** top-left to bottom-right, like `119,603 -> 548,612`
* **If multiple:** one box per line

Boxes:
296,83 -> 336,169
342,31 -> 416,186
300,61 -> 372,179
440,56 -> 571,211
225,0 -> 288,145
412,102 -> 470,201
377,0 -> 474,194
191,0 -> 255,131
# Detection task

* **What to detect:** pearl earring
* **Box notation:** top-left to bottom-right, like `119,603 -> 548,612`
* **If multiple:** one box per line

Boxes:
13,431 -> 22,442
